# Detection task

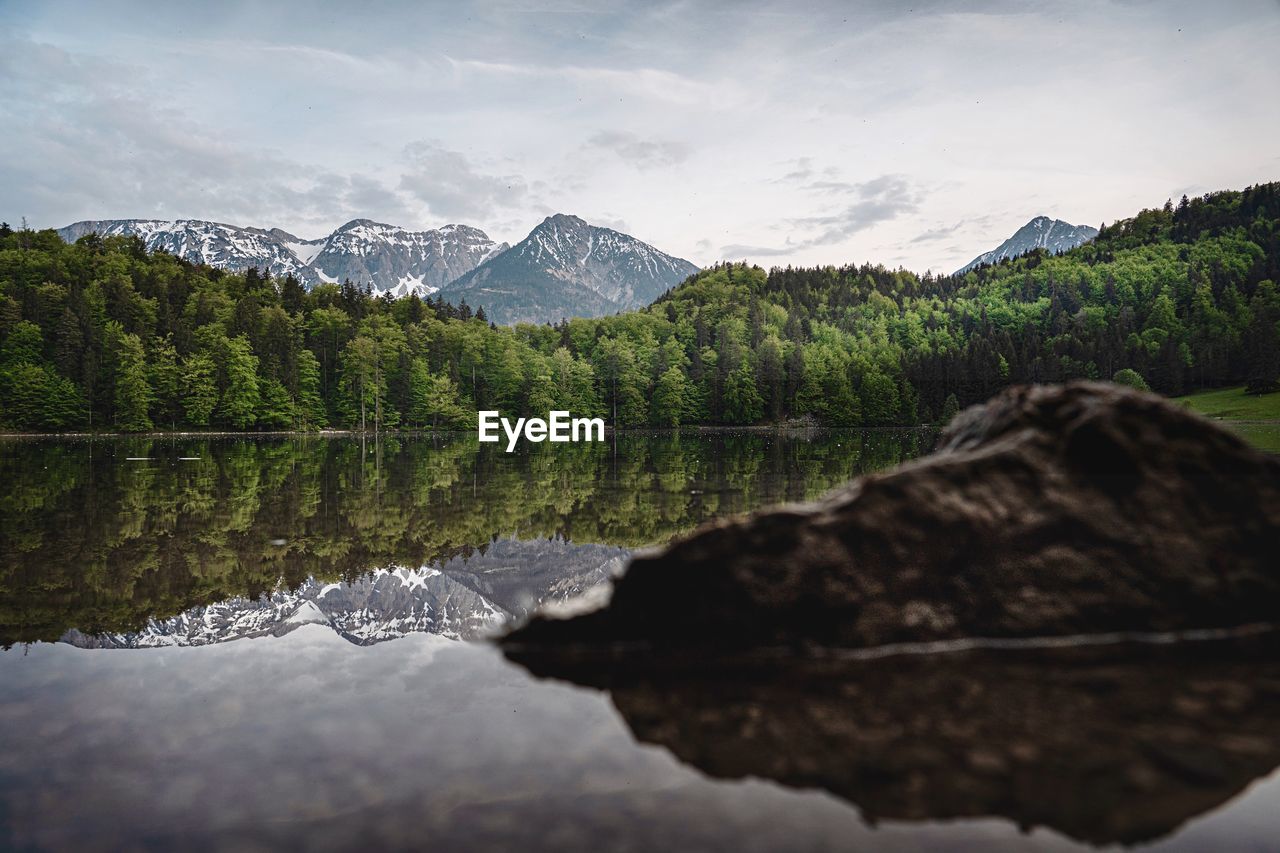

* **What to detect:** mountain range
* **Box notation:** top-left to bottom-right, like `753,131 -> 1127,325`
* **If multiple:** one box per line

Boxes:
62,537 -> 626,648
57,214 -> 698,325
956,216 -> 1099,274
56,211 -> 1097,321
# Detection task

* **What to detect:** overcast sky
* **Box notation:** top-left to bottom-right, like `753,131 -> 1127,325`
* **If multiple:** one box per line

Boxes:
2,0 -> 1277,272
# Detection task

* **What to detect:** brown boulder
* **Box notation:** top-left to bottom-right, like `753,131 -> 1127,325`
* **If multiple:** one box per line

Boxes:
501,382 -> 1280,652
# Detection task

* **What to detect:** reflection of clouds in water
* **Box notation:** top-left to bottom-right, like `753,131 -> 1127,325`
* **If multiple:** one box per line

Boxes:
0,628 -> 870,851
5,628 -> 1280,850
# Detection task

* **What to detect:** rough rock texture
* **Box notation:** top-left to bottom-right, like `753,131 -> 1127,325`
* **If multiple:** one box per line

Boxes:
519,641 -> 1280,846
502,382 -> 1280,652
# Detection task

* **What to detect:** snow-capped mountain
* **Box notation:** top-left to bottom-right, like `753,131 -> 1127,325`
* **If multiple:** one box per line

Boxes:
55,214 -> 697,318
439,214 -> 700,325
956,216 -> 1098,274
57,218 -> 508,297
59,218 -> 318,278
61,537 -> 626,648
305,220 -> 509,297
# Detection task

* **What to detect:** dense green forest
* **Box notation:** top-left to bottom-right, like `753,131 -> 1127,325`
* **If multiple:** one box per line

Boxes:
1,183 -> 1278,432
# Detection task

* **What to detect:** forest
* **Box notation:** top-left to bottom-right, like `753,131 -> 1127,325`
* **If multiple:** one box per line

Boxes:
1,182 -> 1278,432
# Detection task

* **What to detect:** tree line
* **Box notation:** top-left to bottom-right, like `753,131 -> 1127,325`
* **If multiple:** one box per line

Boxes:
1,182 -> 1278,432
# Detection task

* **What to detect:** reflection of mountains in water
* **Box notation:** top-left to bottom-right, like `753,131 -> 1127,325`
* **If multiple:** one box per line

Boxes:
64,537 -> 626,648
506,639 -> 1280,847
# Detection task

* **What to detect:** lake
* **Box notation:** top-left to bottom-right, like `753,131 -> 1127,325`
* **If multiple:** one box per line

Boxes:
2,433 -> 1278,851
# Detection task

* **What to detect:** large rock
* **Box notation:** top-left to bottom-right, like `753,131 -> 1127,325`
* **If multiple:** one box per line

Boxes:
501,382 -> 1280,653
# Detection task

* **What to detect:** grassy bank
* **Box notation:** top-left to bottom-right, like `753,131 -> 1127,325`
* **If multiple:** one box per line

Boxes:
1175,386 -> 1280,452
1175,386 -> 1280,420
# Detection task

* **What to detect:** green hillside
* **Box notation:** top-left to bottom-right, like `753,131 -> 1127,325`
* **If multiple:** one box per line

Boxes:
2,182 -> 1279,432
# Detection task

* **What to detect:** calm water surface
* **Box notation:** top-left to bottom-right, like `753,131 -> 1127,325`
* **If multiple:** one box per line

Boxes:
1,432 -> 1278,851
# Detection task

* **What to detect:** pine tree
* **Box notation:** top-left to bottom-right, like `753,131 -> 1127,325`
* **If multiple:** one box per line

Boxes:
0,364 -> 83,429
220,336 -> 260,430
408,358 -> 467,428
1244,281 -> 1280,395
53,307 -> 83,381
898,378 -> 919,424
860,371 -> 900,426
148,337 -> 183,429
1,321 -> 43,366
939,393 -> 960,426
756,336 -> 786,421
296,349 -> 327,429
651,366 -> 690,427
280,274 -> 306,314
596,336 -> 647,426
723,358 -> 763,423
257,378 -> 294,429
109,325 -> 153,431
341,335 -> 378,431
40,368 -> 85,428
524,371 -> 558,415
181,353 -> 218,427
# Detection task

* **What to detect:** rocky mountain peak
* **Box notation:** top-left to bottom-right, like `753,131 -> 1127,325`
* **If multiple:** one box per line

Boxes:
440,214 -> 699,325
956,216 -> 1098,275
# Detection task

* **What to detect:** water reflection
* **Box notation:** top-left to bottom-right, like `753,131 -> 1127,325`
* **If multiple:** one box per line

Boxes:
3,625 -> 1278,851
4,432 -> 1280,850
64,538 -> 627,647
506,638 -> 1280,847
0,430 -> 931,647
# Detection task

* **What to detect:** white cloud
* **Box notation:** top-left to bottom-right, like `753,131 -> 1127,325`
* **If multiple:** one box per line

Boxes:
724,174 -> 924,257
1,0 -> 1277,269
585,132 -> 690,170
397,142 -> 528,222
443,56 -> 734,108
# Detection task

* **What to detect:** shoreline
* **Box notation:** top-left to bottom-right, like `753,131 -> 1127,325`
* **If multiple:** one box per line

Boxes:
6,420 -> 1280,441
0,423 -> 945,440
5,419 -> 1280,441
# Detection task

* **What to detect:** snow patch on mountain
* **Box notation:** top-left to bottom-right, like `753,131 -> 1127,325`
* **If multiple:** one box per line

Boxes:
440,213 -> 699,324
56,213 -> 697,321
284,599 -> 330,627
57,217 -> 508,298
956,216 -> 1099,275
284,239 -> 327,265
61,538 -> 627,649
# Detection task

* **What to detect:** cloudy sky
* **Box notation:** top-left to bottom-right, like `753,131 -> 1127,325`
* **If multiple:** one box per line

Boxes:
2,0 -> 1277,272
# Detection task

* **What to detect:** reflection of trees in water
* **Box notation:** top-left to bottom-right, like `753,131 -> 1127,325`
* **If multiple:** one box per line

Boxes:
0,431 -> 930,646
